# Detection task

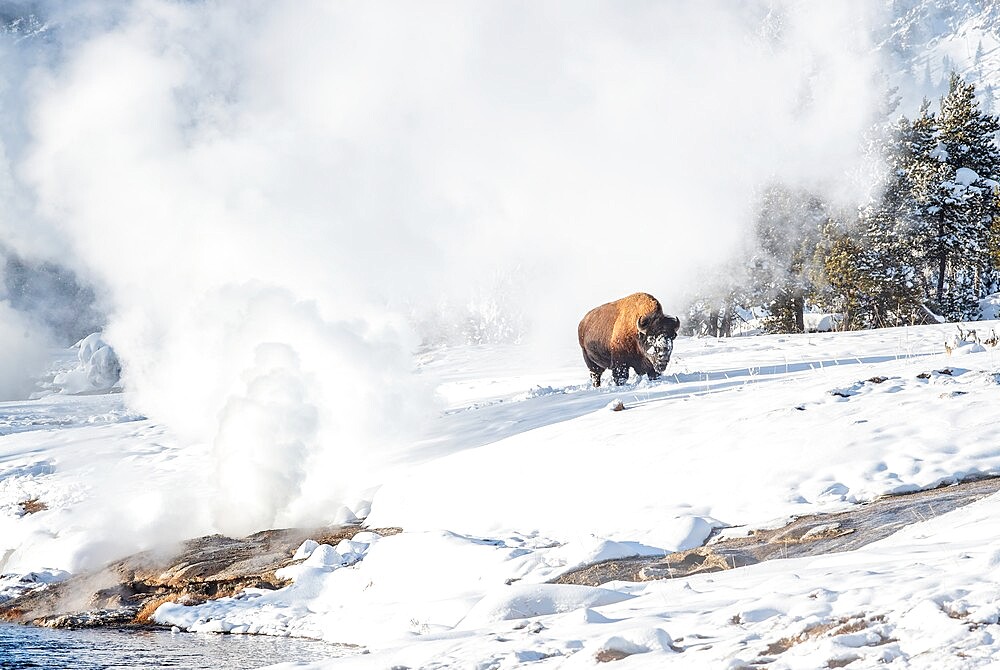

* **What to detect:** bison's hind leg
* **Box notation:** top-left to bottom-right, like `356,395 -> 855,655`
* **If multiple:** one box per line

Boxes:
582,350 -> 605,387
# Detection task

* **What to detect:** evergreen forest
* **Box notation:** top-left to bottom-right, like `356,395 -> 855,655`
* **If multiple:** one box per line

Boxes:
686,72 -> 1000,336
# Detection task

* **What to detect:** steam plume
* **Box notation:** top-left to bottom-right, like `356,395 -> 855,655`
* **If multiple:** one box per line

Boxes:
0,0 -> 890,540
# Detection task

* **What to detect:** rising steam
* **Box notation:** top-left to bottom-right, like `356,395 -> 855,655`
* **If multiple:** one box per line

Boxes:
0,0 -> 891,540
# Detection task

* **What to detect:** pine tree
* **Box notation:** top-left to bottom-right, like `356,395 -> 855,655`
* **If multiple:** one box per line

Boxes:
750,185 -> 827,333
682,251 -> 757,338
693,76 -> 1000,335
815,205 -> 924,330
983,84 -> 996,115
907,73 -> 1000,320
856,88 -> 926,327
921,62 -> 934,93
682,285 -> 743,337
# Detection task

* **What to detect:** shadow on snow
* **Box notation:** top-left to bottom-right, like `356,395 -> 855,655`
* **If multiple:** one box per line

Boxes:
405,352 -> 935,463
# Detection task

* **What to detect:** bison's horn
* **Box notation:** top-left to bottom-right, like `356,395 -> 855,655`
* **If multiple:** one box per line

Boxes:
637,315 -> 649,333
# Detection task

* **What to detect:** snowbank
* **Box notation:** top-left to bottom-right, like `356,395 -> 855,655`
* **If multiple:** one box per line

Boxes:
803,311 -> 841,332
980,292 -> 1000,320
49,333 -> 121,395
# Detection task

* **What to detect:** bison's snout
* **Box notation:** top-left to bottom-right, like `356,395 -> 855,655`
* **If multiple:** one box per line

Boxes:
646,334 -> 674,372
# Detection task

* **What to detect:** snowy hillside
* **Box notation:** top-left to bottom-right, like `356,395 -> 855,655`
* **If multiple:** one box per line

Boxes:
883,0 -> 1000,109
3,322 -> 1000,667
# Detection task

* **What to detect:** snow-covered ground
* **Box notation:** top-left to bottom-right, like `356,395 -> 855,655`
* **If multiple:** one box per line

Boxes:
3,322 -> 1000,667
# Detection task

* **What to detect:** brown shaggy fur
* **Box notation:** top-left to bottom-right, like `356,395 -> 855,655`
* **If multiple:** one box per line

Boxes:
578,292 -> 679,386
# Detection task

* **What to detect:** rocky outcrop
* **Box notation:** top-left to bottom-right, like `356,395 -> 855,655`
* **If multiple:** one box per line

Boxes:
0,524 -> 399,628
4,477 -> 999,630
554,476 -> 1000,586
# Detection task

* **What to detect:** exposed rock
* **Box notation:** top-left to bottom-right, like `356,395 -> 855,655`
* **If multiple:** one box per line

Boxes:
0,524 -> 400,628
554,476 -> 1000,586
18,498 -> 46,515
5,477 -> 1000,630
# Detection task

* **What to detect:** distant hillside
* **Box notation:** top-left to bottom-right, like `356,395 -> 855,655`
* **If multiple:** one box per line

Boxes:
881,0 -> 1000,110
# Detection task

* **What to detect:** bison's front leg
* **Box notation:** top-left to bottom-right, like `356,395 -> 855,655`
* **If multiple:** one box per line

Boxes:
635,358 -> 660,382
612,363 -> 630,386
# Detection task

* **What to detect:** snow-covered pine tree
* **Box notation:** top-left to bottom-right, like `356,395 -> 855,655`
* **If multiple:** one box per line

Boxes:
750,185 -> 828,333
921,62 -> 934,93
682,287 -> 742,338
843,88 -> 925,328
983,84 -> 996,115
815,202 -> 923,330
811,222 -> 862,328
813,84 -> 942,330
897,99 -> 944,306
909,73 -> 1000,320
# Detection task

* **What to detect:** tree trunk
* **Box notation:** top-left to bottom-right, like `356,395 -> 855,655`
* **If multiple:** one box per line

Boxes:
720,306 -> 733,338
937,211 -> 947,303
707,308 -> 720,338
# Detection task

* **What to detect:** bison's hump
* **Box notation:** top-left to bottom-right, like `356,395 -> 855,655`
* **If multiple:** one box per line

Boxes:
578,293 -> 663,354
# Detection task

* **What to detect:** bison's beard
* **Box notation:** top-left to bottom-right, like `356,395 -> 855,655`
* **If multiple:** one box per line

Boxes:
647,338 -> 673,373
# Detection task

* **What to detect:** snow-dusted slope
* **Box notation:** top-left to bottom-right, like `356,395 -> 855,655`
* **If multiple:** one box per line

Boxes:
146,321 -> 1000,668
882,0 -> 1000,108
4,322 -> 998,667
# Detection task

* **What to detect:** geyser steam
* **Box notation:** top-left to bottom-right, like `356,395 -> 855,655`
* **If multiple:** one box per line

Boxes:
0,0 -> 890,538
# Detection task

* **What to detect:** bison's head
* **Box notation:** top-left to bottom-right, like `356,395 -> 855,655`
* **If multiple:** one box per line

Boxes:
637,313 -> 680,373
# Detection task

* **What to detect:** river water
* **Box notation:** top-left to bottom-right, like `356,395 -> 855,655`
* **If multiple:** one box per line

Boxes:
0,624 -> 353,669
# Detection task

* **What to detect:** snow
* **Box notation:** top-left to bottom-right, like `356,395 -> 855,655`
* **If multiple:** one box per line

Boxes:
458,584 -> 635,628
803,312 -> 841,332
943,166 -> 988,204
955,166 -> 980,185
0,322 -> 999,666
0,568 -> 68,605
46,333 -> 121,395
980,292 -> 1000,320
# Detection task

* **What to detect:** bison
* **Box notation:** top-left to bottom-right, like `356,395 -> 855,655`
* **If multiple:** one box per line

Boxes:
578,292 -> 680,387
